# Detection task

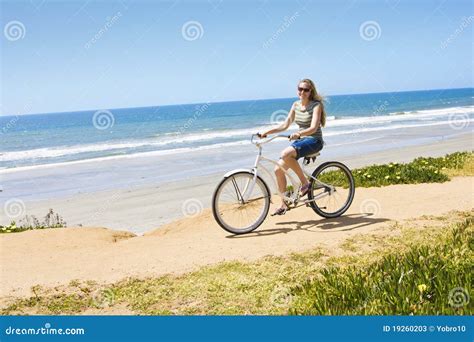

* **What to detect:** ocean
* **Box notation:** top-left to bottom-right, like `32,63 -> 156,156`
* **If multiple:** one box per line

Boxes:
1,87 -> 473,170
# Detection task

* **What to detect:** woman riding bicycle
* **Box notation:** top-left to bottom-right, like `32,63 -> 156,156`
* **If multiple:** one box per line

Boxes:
259,78 -> 327,216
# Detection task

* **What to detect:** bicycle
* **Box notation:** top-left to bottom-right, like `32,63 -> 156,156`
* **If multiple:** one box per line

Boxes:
212,134 -> 355,234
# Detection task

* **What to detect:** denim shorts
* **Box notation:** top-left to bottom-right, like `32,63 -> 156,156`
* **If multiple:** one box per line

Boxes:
291,136 -> 324,159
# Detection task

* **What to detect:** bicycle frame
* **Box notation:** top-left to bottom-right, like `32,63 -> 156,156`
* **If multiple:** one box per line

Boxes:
237,134 -> 334,207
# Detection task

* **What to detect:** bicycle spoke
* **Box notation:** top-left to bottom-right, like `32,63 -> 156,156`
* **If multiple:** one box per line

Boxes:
213,172 -> 270,233
231,176 -> 243,203
308,162 -> 355,218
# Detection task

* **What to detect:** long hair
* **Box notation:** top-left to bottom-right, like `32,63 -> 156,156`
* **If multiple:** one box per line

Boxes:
299,78 -> 326,127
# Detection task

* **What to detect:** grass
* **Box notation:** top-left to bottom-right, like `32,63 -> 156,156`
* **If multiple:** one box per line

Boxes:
318,151 -> 473,188
2,249 -> 325,315
0,209 -> 66,234
2,210 -> 472,315
2,151 -> 471,234
290,216 -> 473,315
1,152 -> 472,313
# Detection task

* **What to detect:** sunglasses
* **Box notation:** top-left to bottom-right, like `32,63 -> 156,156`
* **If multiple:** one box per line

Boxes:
297,87 -> 310,93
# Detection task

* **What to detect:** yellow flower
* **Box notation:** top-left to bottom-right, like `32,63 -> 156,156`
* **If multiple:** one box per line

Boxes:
385,175 -> 390,179
396,176 -> 401,180
418,284 -> 427,293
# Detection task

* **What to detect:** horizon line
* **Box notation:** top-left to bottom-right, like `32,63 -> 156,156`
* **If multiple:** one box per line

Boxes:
2,86 -> 473,118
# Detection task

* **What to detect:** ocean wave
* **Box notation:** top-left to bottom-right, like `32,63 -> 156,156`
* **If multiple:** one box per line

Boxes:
0,140 -> 252,174
1,105 -> 472,164
0,125 -> 271,162
327,105 -> 473,128
324,118 -> 473,137
1,117 -> 472,173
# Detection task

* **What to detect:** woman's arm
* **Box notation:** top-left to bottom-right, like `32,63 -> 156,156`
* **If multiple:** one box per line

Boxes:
294,104 -> 321,138
260,103 -> 296,137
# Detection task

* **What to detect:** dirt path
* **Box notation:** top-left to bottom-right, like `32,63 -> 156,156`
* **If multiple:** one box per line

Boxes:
1,177 -> 472,298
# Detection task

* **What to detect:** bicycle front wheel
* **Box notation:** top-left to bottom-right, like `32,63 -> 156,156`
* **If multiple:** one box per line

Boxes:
308,161 -> 355,218
212,171 -> 271,234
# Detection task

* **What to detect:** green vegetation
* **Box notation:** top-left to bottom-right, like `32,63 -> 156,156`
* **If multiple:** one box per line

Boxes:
1,152 -> 472,313
318,151 -> 473,188
290,216 -> 473,315
3,152 -> 471,234
2,210 -> 472,315
0,209 -> 66,234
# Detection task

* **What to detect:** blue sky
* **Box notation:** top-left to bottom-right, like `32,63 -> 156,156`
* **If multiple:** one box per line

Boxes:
1,0 -> 473,115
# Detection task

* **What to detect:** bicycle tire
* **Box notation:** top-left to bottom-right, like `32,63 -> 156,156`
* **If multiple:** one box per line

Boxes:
308,161 -> 355,218
212,171 -> 271,234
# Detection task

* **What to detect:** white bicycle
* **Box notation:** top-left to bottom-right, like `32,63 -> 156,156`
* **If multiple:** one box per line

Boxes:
212,134 -> 355,234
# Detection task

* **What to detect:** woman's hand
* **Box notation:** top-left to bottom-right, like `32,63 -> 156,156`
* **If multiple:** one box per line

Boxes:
289,132 -> 301,140
257,132 -> 268,138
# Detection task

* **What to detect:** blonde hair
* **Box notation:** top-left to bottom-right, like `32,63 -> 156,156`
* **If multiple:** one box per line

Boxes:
299,78 -> 327,127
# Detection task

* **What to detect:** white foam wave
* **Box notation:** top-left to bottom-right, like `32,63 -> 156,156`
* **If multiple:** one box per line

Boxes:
1,105 -> 472,164
0,125 -> 272,162
326,105 -> 474,128
0,140 -> 252,174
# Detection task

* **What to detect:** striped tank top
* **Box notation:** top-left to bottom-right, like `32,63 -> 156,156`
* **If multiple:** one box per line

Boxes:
294,100 -> 324,141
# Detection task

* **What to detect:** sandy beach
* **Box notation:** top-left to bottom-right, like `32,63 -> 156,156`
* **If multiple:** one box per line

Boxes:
2,130 -> 472,234
0,129 -> 472,301
1,176 -> 472,299
1,176 -> 473,299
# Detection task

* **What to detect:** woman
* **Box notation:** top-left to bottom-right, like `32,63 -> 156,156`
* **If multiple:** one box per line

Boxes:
259,78 -> 326,216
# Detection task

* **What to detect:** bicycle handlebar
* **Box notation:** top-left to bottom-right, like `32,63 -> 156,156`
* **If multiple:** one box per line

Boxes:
251,133 -> 291,145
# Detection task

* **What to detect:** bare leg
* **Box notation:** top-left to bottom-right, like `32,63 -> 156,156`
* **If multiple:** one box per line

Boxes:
280,147 -> 309,186
273,147 -> 309,210
274,159 -> 289,209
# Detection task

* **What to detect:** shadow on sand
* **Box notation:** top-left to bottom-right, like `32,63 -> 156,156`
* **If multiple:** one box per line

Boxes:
226,213 -> 390,238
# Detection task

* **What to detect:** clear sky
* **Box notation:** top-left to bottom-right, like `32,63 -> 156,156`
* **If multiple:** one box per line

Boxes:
1,0 -> 473,115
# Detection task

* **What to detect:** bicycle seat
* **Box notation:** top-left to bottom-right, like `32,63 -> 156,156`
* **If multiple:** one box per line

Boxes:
303,152 -> 320,165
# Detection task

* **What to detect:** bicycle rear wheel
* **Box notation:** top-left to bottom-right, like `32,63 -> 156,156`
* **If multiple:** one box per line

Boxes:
308,161 -> 355,218
212,171 -> 270,234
